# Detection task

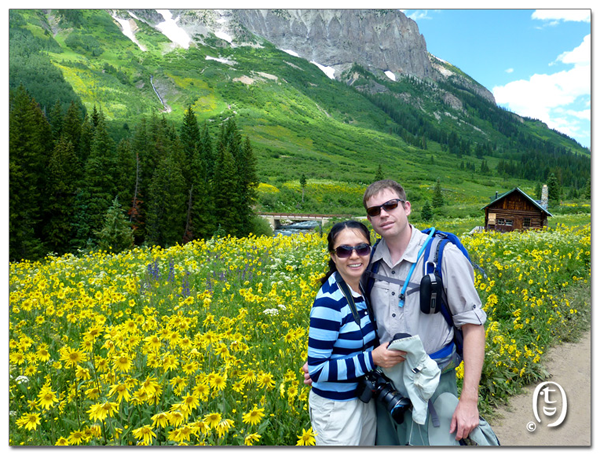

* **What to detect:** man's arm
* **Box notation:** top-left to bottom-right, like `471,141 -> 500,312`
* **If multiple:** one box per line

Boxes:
450,322 -> 485,440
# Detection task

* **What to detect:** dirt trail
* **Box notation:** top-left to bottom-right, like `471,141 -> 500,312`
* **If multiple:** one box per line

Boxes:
489,330 -> 591,446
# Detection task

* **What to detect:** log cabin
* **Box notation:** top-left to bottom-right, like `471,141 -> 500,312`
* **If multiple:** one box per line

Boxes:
482,187 -> 552,232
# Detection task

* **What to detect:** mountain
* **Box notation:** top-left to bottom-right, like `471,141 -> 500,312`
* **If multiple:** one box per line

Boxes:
9,9 -> 591,205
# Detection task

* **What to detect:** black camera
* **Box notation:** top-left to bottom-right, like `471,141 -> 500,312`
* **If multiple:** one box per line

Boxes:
356,369 -> 412,424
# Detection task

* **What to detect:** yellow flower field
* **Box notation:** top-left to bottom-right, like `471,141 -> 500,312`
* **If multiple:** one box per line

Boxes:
9,223 -> 590,445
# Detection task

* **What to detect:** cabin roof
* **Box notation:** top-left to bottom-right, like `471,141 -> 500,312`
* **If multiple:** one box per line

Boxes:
481,187 -> 553,217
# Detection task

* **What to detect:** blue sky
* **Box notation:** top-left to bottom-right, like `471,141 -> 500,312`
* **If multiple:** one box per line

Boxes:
403,9 -> 591,149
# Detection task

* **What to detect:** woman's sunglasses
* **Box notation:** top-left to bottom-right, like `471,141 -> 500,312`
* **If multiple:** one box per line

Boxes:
366,198 -> 405,217
333,243 -> 371,258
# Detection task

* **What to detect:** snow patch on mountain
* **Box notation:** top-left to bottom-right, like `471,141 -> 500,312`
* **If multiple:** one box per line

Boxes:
311,61 -> 335,79
282,49 -> 300,57
385,71 -> 396,81
156,10 -> 191,49
214,13 -> 234,43
112,13 -> 146,51
205,55 -> 236,65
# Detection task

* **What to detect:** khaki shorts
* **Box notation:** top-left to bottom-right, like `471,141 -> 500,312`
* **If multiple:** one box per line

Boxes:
309,389 -> 377,446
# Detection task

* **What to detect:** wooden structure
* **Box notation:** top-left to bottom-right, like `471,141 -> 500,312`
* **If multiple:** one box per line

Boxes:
482,188 -> 552,232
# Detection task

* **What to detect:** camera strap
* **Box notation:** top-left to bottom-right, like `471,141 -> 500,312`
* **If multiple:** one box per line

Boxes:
335,272 -> 380,348
335,272 -> 362,328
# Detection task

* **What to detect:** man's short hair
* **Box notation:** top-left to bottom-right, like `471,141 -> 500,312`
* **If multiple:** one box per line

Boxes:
363,179 -> 407,209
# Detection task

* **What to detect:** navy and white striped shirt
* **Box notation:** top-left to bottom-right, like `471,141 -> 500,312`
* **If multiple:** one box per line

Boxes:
307,272 -> 378,401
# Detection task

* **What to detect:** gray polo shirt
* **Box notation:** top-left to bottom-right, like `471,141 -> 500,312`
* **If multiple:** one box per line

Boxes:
369,225 -> 486,355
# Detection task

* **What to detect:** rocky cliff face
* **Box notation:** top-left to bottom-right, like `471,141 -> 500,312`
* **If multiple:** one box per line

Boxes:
121,9 -> 496,104
235,10 -> 434,81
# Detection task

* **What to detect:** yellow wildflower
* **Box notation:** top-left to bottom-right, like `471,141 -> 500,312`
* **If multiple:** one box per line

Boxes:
242,406 -> 265,426
16,412 -> 41,431
296,427 -> 317,446
132,425 -> 156,445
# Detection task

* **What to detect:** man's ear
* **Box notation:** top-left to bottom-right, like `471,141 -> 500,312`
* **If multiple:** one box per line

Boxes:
404,201 -> 412,216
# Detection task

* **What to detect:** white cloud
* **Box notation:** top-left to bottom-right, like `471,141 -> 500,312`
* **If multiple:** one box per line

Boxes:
404,10 -> 433,21
505,68 -> 514,74
531,10 -> 591,23
492,35 -> 590,146
555,34 -> 590,66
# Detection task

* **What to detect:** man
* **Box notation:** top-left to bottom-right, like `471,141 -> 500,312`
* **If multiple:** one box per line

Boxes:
304,179 -> 486,445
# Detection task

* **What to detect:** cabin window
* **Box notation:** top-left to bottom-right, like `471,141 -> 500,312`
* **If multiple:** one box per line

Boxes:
524,218 -> 531,228
497,218 -> 505,225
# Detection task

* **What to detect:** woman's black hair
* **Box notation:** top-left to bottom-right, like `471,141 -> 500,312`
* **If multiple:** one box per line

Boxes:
320,220 -> 371,285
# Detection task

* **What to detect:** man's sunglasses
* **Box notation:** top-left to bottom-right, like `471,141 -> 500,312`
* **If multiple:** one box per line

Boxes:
333,243 -> 371,258
366,198 -> 405,217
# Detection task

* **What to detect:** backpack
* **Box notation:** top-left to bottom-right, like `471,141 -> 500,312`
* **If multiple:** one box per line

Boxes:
363,227 -> 486,362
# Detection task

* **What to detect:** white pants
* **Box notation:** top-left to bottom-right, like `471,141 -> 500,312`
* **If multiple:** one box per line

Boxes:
308,390 -> 377,446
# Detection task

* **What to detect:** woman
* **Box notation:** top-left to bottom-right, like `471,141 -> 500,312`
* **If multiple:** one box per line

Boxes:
306,220 -> 406,445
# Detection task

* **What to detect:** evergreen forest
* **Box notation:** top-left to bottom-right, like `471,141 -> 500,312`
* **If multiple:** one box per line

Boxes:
10,85 -> 259,262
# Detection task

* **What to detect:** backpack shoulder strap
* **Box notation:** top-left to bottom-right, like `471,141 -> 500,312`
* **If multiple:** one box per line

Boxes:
361,237 -> 381,297
422,229 -> 463,358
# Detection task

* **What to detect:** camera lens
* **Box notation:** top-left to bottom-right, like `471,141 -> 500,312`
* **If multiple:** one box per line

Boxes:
378,386 -> 412,425
389,397 -> 412,425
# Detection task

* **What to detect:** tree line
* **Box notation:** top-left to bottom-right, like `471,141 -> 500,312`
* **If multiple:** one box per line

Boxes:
360,73 -> 590,190
9,85 -> 259,262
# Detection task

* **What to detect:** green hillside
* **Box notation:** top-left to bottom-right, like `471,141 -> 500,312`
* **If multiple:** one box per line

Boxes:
10,9 -> 591,217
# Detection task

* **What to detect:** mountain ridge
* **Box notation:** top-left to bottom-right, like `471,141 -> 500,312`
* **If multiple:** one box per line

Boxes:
9,9 -> 590,196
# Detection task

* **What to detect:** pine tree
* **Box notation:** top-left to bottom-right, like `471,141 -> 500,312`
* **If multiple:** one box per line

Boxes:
374,164 -> 384,181
49,99 -> 63,141
80,110 -> 117,242
130,117 -> 152,243
480,160 -> 490,174
212,141 -> 242,237
585,178 -> 591,199
215,119 -> 258,237
90,105 -> 101,128
146,152 -> 187,247
199,122 -> 215,180
534,181 -> 542,200
70,188 -> 92,253
115,138 -> 136,214
78,113 -> 94,165
237,136 -> 259,236
300,174 -> 307,203
94,196 -> 134,254
547,173 -> 561,206
44,136 -> 80,255
432,178 -> 444,208
128,153 -> 145,245
62,101 -> 83,170
9,85 -> 52,261
190,146 -> 215,240
421,199 -> 433,222
180,105 -> 200,187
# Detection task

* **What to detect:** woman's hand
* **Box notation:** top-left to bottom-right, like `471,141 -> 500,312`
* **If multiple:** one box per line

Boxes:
371,342 -> 406,368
